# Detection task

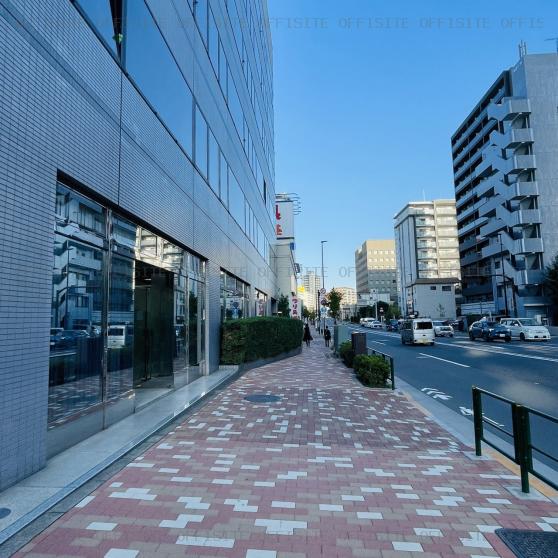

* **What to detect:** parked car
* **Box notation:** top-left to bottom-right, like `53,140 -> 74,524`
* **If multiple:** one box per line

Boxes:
52,329 -> 90,350
108,324 -> 134,348
386,319 -> 399,332
433,321 -> 454,337
499,318 -> 551,341
50,328 -> 63,350
469,321 -> 511,342
400,319 -> 435,345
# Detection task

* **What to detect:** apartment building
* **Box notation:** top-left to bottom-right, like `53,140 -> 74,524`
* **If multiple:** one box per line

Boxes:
452,53 -> 558,320
355,240 -> 398,303
394,200 -> 460,314
300,271 -> 322,312
0,0 -> 276,489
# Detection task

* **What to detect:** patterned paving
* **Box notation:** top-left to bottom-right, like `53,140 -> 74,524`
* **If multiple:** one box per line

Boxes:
16,339 -> 558,557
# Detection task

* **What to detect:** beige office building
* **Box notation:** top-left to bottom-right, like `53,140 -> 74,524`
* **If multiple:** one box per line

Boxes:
355,240 -> 398,303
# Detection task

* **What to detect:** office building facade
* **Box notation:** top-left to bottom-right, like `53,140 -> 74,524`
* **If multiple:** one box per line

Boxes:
452,53 -> 558,319
394,200 -> 460,314
300,271 -> 322,312
0,0 -> 276,489
355,240 -> 398,303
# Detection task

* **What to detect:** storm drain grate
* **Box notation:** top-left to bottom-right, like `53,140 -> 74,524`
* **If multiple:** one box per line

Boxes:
496,528 -> 558,558
244,394 -> 281,403
0,509 -> 10,520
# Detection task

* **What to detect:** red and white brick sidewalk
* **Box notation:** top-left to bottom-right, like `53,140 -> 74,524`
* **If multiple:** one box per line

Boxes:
15,342 -> 557,557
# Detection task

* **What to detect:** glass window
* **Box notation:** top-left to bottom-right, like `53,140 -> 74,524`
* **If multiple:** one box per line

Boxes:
126,0 -> 194,157
229,170 -> 245,229
219,151 -> 229,207
76,0 -> 118,55
208,7 -> 219,73
194,0 -> 208,45
228,70 -> 244,137
442,285 -> 451,292
49,235 -> 104,427
221,270 -> 249,320
195,106 -> 208,178
208,129 -> 219,195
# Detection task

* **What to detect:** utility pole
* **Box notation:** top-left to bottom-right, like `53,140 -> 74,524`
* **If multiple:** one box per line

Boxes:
321,240 -> 327,334
498,233 -> 509,316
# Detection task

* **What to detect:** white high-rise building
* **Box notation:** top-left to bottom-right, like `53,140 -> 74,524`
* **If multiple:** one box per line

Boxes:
300,271 -> 322,312
394,200 -> 461,314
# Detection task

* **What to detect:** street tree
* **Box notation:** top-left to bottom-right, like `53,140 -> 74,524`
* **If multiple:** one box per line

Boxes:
277,294 -> 290,318
327,288 -> 343,322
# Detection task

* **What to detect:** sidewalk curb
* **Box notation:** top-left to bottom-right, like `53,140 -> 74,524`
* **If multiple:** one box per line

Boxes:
397,378 -> 558,501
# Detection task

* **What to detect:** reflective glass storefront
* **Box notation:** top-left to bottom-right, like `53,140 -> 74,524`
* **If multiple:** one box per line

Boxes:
49,184 -> 206,430
220,270 -> 250,321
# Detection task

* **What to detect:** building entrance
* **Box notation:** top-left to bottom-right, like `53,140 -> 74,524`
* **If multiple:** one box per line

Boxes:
133,261 -> 174,388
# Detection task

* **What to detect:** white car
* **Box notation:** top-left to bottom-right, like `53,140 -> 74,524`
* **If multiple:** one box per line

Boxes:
364,320 -> 383,329
499,318 -> 551,341
432,321 -> 454,337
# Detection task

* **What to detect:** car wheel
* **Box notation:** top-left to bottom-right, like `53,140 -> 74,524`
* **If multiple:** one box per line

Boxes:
401,338 -> 405,345
484,334 -> 490,342
450,334 -> 454,337
520,333 -> 525,341
469,333 -> 474,341
505,336 -> 511,343
430,342 -> 434,346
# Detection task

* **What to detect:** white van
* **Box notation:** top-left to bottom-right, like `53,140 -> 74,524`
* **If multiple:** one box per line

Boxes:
108,324 -> 133,348
499,318 -> 551,341
400,319 -> 435,346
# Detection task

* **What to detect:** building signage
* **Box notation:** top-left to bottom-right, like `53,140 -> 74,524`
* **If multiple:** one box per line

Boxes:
291,296 -> 299,318
275,200 -> 294,239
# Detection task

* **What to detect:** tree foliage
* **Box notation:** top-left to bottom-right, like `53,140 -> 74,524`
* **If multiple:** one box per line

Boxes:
327,288 -> 343,320
277,294 -> 290,317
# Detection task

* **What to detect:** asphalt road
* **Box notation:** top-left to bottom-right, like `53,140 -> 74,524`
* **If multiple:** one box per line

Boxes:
346,324 -> 558,474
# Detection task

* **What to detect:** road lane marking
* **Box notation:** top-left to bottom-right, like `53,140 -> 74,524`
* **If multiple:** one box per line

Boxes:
418,353 -> 470,368
368,340 -> 386,346
436,341 -> 558,363
420,387 -> 452,400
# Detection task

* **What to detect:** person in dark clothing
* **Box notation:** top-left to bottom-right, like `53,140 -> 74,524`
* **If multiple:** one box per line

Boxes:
324,326 -> 331,347
303,323 -> 313,347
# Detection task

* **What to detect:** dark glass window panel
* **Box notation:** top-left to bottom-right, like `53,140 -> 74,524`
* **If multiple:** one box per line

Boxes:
107,255 -> 134,400
76,0 -> 118,55
195,106 -> 208,178
49,235 -> 104,427
218,40 -> 227,94
126,0 -> 193,157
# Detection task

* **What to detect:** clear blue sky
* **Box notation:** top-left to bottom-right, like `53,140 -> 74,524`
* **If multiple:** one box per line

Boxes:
268,0 -> 558,290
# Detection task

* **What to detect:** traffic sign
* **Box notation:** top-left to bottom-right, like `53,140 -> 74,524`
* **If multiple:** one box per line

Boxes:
320,298 -> 328,305
319,288 -> 326,295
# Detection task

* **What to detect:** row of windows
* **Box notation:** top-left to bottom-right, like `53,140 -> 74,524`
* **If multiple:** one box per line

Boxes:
75,1 -> 273,264
190,0 -> 274,220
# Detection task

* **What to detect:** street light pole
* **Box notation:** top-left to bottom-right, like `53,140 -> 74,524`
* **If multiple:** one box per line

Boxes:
321,240 -> 327,334
498,233 -> 509,317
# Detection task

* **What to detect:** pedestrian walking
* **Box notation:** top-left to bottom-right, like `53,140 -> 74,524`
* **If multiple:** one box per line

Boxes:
324,326 -> 331,347
303,323 -> 313,347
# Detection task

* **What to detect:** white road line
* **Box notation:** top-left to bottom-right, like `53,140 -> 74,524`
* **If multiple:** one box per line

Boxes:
368,340 -> 386,346
436,341 -> 558,363
418,353 -> 470,368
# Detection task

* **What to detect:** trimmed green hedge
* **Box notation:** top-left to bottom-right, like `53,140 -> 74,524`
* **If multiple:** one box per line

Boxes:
220,317 -> 303,365
353,354 -> 390,387
338,341 -> 355,368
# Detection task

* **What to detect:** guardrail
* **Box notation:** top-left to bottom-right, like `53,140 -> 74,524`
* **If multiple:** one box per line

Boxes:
366,347 -> 396,390
472,386 -> 558,493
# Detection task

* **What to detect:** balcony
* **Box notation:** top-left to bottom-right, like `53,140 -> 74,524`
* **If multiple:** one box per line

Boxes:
515,237 -> 544,254
461,251 -> 483,266
495,180 -> 539,200
487,98 -> 531,121
508,208 -> 542,227
478,195 -> 502,218
490,127 -> 534,149
516,269 -> 545,286
459,217 -> 487,237
507,154 -> 537,175
479,217 -> 505,237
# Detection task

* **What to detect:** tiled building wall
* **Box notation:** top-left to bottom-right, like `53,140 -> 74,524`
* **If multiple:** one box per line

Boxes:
0,0 -> 276,490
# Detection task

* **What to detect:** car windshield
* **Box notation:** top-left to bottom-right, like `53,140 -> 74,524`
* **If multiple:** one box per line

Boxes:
415,321 -> 433,330
433,321 -> 443,326
485,322 -> 498,327
518,319 -> 537,326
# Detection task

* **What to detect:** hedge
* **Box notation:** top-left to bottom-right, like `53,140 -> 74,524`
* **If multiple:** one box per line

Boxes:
338,340 -> 354,368
220,317 -> 303,365
353,354 -> 390,388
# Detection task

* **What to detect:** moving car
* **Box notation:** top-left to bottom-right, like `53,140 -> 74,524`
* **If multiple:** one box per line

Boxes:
386,319 -> 399,332
366,320 -> 383,329
400,319 -> 435,345
499,318 -> 551,341
433,321 -> 454,337
469,321 -> 511,342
